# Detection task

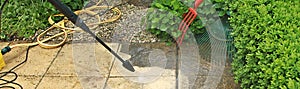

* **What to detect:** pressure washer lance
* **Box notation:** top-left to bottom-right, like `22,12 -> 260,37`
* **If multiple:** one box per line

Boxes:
47,0 -> 135,72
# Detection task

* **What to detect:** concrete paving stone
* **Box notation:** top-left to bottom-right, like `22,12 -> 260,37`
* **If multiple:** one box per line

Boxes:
0,41 -> 239,89
1,46 -> 27,71
77,76 -> 108,89
72,43 -> 108,78
109,44 -> 175,77
70,43 -> 119,77
45,44 -> 77,76
1,42 -> 26,71
0,42 -> 9,47
104,77 -> 143,89
109,63 -> 176,77
108,59 -> 177,77
124,43 -> 178,70
46,43 -> 121,76
143,76 -> 176,89
0,75 -> 41,89
43,43 -> 122,89
36,76 -> 82,89
72,43 -> 119,89
1,45 -> 60,76
95,43 -> 119,76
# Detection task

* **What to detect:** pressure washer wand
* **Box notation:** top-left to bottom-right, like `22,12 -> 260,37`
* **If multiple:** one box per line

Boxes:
47,0 -> 135,72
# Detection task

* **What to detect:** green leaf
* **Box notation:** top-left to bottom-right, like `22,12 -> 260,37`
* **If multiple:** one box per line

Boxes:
162,17 -> 169,24
152,18 -> 160,23
165,41 -> 172,46
213,3 -> 222,9
148,8 -> 155,13
64,0 -> 72,3
287,79 -> 296,89
172,31 -> 181,38
219,11 -> 226,16
214,0 -> 224,3
154,3 -> 164,8
151,23 -> 158,29
160,24 -> 168,31
173,3 -> 180,10
155,31 -> 161,35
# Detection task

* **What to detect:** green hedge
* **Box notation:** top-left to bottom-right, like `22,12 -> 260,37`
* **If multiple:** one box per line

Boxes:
229,0 -> 300,88
0,0 -> 87,40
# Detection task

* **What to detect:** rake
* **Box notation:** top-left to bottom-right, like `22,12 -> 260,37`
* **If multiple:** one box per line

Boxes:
177,0 -> 203,45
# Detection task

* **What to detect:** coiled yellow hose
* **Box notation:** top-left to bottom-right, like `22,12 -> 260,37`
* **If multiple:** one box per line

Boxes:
9,6 -> 121,49
0,4 -> 122,69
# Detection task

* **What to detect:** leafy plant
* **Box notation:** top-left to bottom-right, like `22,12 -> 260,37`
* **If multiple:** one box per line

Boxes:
229,0 -> 300,88
0,0 -> 88,41
144,0 -> 202,43
144,0 -> 230,44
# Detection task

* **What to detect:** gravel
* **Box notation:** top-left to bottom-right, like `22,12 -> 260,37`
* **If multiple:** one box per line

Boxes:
112,4 -> 159,43
59,2 -> 160,43
35,1 -> 159,44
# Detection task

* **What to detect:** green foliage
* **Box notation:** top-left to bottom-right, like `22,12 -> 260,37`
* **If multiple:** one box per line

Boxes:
145,0 -> 230,44
229,0 -> 300,88
144,0 -> 191,43
0,0 -> 87,41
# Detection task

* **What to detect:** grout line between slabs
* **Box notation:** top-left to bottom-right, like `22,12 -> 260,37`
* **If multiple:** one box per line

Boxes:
34,45 -> 65,89
103,43 -> 121,89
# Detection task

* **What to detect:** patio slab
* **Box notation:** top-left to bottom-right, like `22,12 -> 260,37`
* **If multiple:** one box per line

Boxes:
0,42 -> 239,89
1,45 -> 61,76
36,76 -> 82,89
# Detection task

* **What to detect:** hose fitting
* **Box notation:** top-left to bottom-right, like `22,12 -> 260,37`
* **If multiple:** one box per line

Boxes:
1,46 -> 11,55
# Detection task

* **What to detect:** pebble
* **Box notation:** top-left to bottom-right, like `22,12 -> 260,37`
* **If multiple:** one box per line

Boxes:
44,3 -> 160,43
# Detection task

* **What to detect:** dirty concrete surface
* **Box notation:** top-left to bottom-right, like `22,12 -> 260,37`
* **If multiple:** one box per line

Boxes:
0,42 -> 239,89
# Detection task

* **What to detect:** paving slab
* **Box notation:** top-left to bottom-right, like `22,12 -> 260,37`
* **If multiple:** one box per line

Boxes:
39,43 -> 122,89
1,45 -> 61,76
0,42 -> 117,89
143,76 -> 176,89
0,42 -> 239,89
36,76 -> 82,89
0,42 -> 61,88
0,75 -> 41,89
45,44 -> 78,76
45,43 -> 120,76
105,77 -> 143,89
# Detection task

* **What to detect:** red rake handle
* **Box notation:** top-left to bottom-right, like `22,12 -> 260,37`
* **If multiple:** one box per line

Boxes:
194,0 -> 204,9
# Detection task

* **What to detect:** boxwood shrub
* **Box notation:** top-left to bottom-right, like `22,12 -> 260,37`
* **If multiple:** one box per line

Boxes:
229,0 -> 300,88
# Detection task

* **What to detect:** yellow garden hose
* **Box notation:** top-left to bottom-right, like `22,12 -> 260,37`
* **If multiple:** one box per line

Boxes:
0,5 -> 122,69
10,6 -> 121,49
